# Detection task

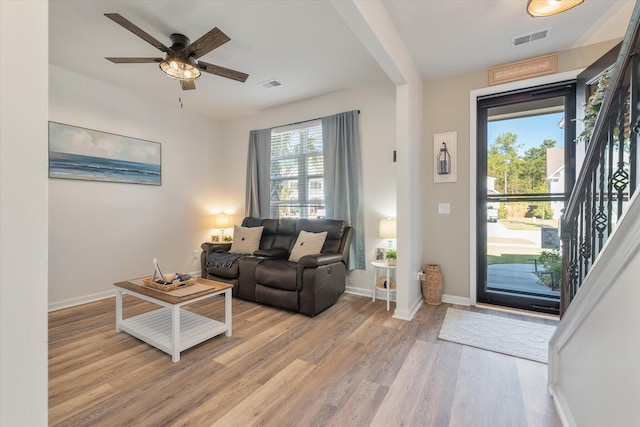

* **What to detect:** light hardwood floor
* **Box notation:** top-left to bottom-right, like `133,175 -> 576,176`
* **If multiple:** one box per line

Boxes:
49,293 -> 561,426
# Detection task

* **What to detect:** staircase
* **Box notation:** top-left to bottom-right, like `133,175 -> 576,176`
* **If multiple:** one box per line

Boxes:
560,2 -> 640,316
548,2 -> 640,425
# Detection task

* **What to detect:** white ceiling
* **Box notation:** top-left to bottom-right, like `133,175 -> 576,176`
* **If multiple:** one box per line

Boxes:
49,0 -> 635,121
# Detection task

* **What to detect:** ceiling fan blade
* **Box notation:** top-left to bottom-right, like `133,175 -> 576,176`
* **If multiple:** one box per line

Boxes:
185,27 -> 230,59
104,13 -> 171,54
180,80 -> 196,90
197,61 -> 248,82
105,57 -> 163,63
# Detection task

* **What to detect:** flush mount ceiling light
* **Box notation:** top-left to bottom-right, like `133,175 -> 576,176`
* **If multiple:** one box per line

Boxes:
159,56 -> 201,81
527,0 -> 584,17
158,34 -> 201,81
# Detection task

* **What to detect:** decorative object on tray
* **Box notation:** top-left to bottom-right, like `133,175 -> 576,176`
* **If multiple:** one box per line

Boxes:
144,273 -> 196,292
144,258 -> 195,291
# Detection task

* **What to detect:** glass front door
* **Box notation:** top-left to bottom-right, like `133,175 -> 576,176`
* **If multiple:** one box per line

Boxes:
477,83 -> 576,314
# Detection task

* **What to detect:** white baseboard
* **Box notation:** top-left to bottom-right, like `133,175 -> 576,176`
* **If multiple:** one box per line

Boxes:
549,385 -> 576,427
48,270 -> 201,312
346,286 -> 420,321
442,294 -> 470,306
345,285 -> 367,296
345,285 -> 397,301
346,288 -> 470,320
48,290 -> 115,312
393,296 -> 422,321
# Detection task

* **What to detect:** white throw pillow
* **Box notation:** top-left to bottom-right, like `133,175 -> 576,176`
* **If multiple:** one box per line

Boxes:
229,225 -> 264,254
289,230 -> 328,262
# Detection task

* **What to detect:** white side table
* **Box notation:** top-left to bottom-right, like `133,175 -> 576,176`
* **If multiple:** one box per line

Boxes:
371,261 -> 397,311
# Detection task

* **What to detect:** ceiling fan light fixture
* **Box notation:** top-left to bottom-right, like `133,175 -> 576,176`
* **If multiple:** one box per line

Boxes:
527,0 -> 584,17
159,56 -> 201,80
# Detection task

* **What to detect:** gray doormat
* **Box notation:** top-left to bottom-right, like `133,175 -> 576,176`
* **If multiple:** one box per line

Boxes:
438,308 -> 556,363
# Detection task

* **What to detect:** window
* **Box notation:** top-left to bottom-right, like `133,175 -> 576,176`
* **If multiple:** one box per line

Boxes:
270,121 -> 324,219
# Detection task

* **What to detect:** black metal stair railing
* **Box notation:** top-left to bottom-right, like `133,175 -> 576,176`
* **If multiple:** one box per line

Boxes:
561,4 -> 640,316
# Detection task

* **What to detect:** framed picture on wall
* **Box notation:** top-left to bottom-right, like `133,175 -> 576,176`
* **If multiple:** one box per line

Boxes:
48,122 -> 161,185
374,247 -> 386,262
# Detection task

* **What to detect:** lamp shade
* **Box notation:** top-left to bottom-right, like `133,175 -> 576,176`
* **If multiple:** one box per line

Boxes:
214,214 -> 230,229
527,0 -> 583,17
379,218 -> 397,239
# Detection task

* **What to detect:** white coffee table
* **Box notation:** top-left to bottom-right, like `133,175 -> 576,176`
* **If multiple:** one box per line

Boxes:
114,277 -> 232,362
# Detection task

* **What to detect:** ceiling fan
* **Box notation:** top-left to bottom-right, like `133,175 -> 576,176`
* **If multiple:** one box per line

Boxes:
104,13 -> 249,90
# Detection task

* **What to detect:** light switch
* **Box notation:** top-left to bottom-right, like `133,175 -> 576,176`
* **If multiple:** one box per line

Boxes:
438,203 -> 450,214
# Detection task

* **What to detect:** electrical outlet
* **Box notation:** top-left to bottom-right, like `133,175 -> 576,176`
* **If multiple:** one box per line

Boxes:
192,250 -> 200,260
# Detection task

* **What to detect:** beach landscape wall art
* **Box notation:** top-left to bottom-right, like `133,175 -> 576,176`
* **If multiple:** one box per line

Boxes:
49,122 -> 161,186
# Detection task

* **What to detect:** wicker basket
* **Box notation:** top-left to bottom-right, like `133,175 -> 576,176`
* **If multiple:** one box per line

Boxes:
421,264 -> 443,305
143,277 -> 197,292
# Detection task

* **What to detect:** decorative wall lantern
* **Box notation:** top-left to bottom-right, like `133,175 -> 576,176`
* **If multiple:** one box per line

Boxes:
437,142 -> 451,175
433,132 -> 457,183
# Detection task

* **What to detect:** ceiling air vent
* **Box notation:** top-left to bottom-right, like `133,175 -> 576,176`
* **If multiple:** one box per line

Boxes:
512,28 -> 549,47
259,79 -> 283,89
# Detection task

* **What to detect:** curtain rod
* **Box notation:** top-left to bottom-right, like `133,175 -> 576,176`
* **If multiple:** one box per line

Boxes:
271,110 -> 360,130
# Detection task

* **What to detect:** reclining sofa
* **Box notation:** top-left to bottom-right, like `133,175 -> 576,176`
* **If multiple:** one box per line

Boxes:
200,217 -> 353,316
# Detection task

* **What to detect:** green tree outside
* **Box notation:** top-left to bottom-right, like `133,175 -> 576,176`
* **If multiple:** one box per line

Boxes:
488,133 -> 556,195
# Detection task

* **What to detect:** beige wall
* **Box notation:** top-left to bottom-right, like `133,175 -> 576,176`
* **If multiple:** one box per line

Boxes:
48,65 -> 222,307
46,67 -> 396,305
422,39 -> 621,301
220,80 -> 396,294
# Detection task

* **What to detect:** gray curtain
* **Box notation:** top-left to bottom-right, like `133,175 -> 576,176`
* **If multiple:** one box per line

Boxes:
323,110 -> 365,270
245,128 -> 272,217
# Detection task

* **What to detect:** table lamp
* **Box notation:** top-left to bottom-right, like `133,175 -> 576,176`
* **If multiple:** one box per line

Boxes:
379,217 -> 396,249
213,213 -> 230,241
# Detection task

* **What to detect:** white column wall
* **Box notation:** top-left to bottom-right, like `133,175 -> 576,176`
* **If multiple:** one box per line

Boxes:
332,0 -> 425,319
0,1 -> 49,424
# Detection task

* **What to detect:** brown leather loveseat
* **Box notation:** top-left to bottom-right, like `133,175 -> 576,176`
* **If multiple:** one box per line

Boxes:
200,217 -> 353,316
